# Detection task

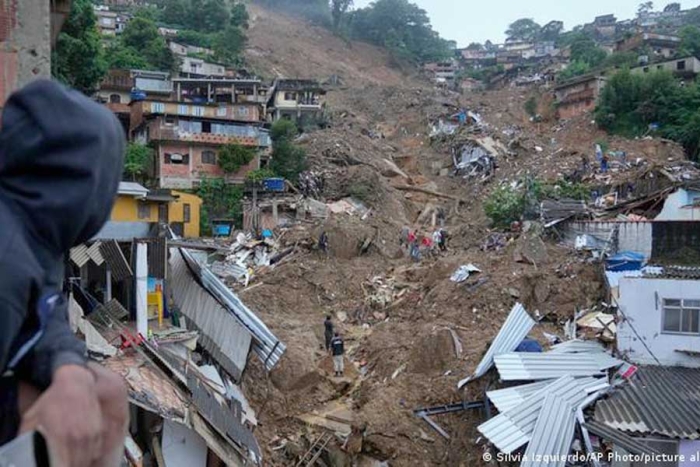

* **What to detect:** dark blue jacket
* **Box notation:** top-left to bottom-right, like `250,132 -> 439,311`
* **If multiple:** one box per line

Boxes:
0,80 -> 125,389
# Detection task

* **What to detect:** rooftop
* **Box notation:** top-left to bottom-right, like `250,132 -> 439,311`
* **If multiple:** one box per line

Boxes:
595,365 -> 700,439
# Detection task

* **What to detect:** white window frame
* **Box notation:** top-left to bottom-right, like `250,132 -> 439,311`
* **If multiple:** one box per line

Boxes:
178,104 -> 188,115
662,298 -> 700,335
217,106 -> 227,117
191,106 -> 205,117
151,102 -> 165,113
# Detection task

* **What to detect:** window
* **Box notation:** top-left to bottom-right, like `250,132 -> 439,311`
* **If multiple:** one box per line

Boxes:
109,94 -> 121,104
238,106 -> 249,116
164,115 -> 176,126
663,299 -> 700,334
217,106 -> 227,117
677,60 -> 686,71
164,153 -> 189,165
178,104 -> 188,115
192,106 -> 205,117
284,92 -> 296,101
183,204 -> 191,223
201,150 -> 216,164
151,102 -> 165,113
137,203 -> 151,220
202,121 -> 211,133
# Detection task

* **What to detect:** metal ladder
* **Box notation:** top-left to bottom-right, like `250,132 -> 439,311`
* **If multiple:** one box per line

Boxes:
296,432 -> 333,467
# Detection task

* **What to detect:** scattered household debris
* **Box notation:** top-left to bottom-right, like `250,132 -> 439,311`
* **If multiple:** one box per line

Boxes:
449,264 -> 481,283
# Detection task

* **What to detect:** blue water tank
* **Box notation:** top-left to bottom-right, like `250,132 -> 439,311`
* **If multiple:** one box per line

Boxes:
130,88 -> 146,101
263,178 -> 285,192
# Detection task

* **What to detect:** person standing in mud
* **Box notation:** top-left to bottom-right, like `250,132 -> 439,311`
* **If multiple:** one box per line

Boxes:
324,316 -> 334,353
331,333 -> 345,377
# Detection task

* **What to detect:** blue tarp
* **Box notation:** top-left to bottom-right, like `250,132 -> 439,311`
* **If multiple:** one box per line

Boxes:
515,338 -> 543,353
606,251 -> 645,272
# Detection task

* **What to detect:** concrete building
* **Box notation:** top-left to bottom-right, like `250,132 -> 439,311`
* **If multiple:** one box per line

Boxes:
169,41 -> 214,58
632,56 -> 700,80
553,74 -> 607,119
1,0 -> 53,111
423,60 -> 458,85
616,33 -> 681,59
617,268 -> 700,367
129,99 -> 271,189
656,188 -> 700,221
94,8 -> 118,36
179,56 -> 228,79
94,182 -> 203,239
269,79 -> 325,122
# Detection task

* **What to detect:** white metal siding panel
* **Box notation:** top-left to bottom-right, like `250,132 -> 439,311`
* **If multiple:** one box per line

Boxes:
521,392 -> 578,467
494,352 -> 622,381
459,303 -> 535,388
169,250 -> 252,381
86,241 -> 104,266
70,244 -> 91,267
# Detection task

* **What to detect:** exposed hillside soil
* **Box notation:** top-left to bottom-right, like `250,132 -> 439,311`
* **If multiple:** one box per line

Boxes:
237,4 -> 692,466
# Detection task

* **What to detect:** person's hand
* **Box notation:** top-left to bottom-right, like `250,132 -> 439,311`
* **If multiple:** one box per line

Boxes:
19,364 -> 104,467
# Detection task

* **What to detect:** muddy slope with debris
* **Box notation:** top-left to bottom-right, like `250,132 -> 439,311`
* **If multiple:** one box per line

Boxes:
237,5 -> 694,466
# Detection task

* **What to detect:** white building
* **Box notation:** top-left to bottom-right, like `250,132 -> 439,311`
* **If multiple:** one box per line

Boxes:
617,269 -> 700,367
656,188 -> 700,221
179,56 -> 227,78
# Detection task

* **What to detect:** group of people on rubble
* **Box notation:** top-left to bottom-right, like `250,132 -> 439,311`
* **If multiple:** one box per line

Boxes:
399,226 -> 448,261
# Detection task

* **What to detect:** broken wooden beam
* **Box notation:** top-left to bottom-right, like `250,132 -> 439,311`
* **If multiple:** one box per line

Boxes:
393,185 -> 469,204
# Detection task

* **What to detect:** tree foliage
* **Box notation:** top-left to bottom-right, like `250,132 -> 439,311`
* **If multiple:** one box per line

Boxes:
196,178 -> 244,233
557,33 -> 607,80
484,185 -> 526,228
505,18 -> 541,42
269,120 -> 307,183
212,26 -> 246,66
256,0 -> 331,26
52,0 -> 106,94
664,2 -> 681,12
331,0 -> 353,31
524,96 -> 538,118
539,20 -> 563,42
637,1 -> 655,17
349,0 -> 452,63
124,143 -> 152,181
218,144 -> 256,174
595,69 -> 700,160
679,26 -> 700,58
107,16 -> 176,71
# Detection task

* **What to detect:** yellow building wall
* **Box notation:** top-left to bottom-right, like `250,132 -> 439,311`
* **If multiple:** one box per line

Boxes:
110,195 -> 159,222
170,191 -> 202,238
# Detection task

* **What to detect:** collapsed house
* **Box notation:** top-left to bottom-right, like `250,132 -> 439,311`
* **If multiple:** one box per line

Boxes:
68,231 -> 285,466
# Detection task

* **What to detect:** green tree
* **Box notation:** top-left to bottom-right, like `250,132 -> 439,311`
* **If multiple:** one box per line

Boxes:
505,18 -> 541,42
213,26 -> 246,65
637,1 -> 655,16
331,0 -> 353,31
124,143 -> 152,181
466,42 -> 484,51
558,60 -> 592,80
52,0 -> 106,94
163,0 -> 188,26
664,2 -> 681,12
269,120 -> 307,183
197,178 -> 244,233
539,20 -> 563,42
109,16 -> 176,72
349,0 -> 451,63
484,185 -> 526,228
176,30 -> 214,48
570,33 -> 607,67
231,3 -> 250,29
679,26 -> 700,58
218,144 -> 256,174
524,96 -> 538,118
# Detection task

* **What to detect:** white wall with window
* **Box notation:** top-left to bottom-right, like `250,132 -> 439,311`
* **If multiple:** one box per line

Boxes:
618,276 -> 700,367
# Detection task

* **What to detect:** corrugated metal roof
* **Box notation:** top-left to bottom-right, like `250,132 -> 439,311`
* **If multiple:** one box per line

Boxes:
100,240 -> 133,282
644,265 -> 700,280
486,380 -> 553,413
118,181 -> 149,197
549,340 -> 606,354
92,221 -> 153,241
169,250 -> 253,381
458,303 -> 535,388
595,366 -> 700,439
86,242 -> 105,266
478,376 -> 603,454
175,247 -> 286,371
70,244 -> 91,268
521,391 -> 578,467
494,352 -> 622,381
486,378 -> 608,414
583,421 -> 661,456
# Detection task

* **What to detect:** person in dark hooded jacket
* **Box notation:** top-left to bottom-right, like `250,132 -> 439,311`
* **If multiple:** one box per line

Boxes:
0,79 -> 128,467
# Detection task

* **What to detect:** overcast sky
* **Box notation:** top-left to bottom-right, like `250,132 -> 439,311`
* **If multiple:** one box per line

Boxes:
353,0 -> 688,46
